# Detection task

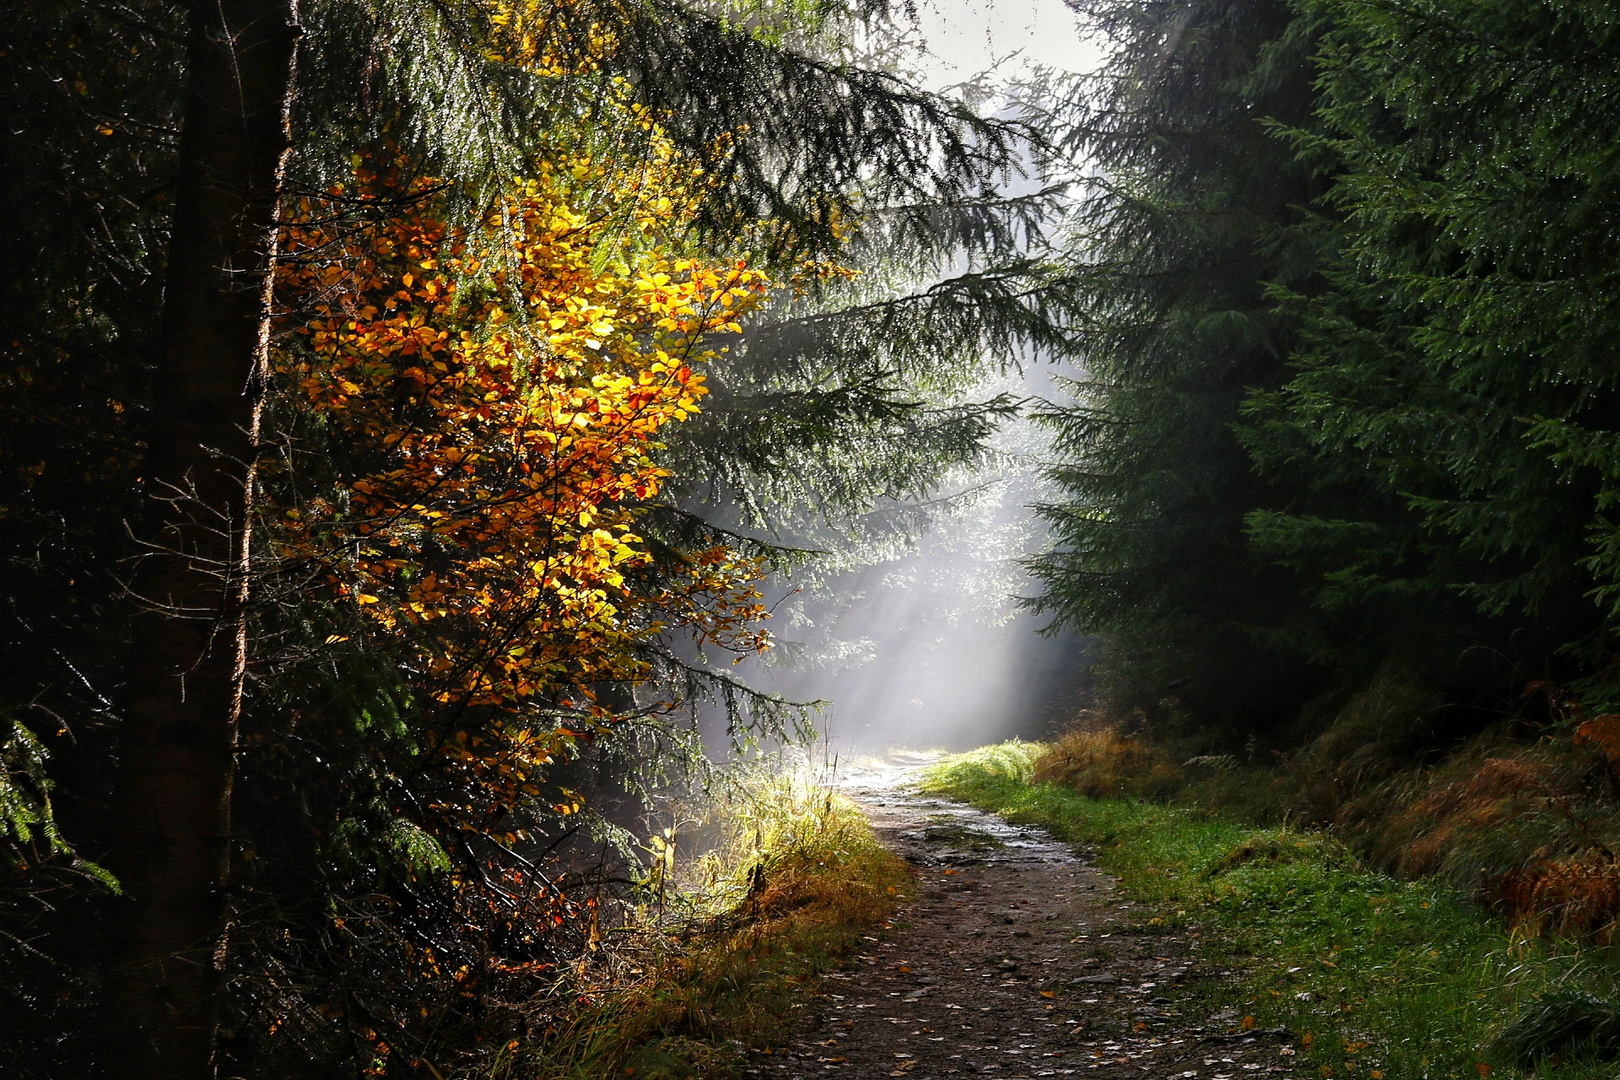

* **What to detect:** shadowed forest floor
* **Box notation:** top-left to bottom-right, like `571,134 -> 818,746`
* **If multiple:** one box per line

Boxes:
748,757 -> 1293,1080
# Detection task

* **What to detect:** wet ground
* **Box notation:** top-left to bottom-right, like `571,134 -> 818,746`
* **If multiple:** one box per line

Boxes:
748,754 -> 1300,1080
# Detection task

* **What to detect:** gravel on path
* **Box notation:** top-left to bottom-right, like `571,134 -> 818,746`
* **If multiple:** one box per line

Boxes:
747,754 -> 1300,1080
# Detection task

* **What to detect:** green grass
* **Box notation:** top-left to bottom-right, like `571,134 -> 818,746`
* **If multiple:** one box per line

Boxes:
921,742 -> 1620,1080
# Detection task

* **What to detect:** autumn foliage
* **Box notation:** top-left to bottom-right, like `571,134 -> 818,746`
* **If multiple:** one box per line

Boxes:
273,141 -> 773,810
1033,718 -> 1185,800
229,130 -> 784,1067
1478,710 -> 1620,942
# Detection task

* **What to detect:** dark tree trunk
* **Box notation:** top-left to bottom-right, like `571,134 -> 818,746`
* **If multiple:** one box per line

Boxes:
110,0 -> 299,1074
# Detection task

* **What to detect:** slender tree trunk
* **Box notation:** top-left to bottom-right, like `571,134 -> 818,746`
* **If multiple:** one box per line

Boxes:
111,0 -> 298,1074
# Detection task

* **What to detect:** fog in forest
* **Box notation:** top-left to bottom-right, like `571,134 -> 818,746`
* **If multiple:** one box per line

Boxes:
904,0 -> 1100,92
698,2 -> 1102,755
754,519 -> 1091,754
714,362 -> 1092,755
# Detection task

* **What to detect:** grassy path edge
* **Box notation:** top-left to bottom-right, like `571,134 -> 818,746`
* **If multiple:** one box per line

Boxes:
505,773 -> 910,1080
919,742 -> 1619,1080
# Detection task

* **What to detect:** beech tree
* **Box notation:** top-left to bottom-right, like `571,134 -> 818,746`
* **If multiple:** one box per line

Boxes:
218,125 -> 781,1072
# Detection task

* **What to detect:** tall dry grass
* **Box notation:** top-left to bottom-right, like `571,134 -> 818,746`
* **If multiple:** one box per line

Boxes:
1033,715 -> 1185,799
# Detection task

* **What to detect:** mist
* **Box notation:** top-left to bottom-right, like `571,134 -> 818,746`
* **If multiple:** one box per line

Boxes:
683,0 -> 1103,756
769,545 -> 1089,753
715,363 -> 1092,755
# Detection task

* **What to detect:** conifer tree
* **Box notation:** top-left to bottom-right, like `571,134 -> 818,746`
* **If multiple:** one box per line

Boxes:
1028,0 -> 1326,740
1243,0 -> 1620,705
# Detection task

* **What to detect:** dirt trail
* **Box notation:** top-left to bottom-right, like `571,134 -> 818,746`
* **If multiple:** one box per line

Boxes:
748,755 -> 1299,1080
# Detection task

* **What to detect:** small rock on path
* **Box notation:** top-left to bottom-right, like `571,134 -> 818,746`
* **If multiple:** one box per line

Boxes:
748,754 -> 1301,1080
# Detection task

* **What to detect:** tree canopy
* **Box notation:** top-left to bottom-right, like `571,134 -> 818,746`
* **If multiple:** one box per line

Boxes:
14,0 -> 1620,1073
1,0 -> 1054,1074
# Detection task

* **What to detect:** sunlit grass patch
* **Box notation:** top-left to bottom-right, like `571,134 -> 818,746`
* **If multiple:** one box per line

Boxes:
503,770 -> 910,1079
919,739 -> 1042,789
921,743 -> 1620,1080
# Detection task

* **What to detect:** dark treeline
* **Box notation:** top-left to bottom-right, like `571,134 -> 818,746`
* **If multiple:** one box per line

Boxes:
1031,0 -> 1620,755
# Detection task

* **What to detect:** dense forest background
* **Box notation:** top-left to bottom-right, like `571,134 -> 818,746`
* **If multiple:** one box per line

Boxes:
6,0 -> 1620,1076
1032,0 -> 1620,754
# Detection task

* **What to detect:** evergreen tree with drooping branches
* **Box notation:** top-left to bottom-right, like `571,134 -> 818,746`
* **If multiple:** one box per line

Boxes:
1027,0 -> 1329,742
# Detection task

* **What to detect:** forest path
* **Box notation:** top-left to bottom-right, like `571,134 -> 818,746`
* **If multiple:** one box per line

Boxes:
748,753 -> 1297,1080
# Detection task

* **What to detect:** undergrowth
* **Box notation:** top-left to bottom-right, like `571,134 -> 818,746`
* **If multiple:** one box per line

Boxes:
497,770 -> 910,1080
1047,668 -> 1620,945
922,743 -> 1620,1079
